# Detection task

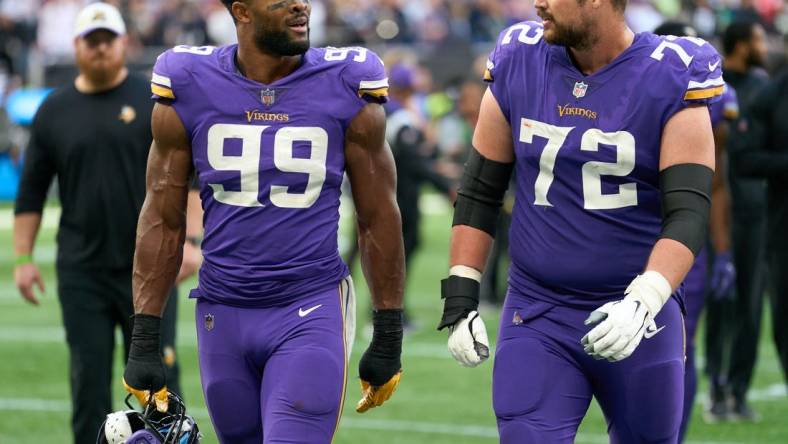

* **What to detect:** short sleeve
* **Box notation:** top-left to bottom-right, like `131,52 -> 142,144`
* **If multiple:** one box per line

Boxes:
339,47 -> 389,105
722,86 -> 740,120
681,38 -> 725,106
150,46 -> 207,102
483,21 -> 544,118
15,102 -> 56,214
151,50 -> 176,101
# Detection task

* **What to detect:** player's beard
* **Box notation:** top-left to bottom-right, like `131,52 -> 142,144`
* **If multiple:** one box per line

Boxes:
253,24 -> 310,56
542,14 -> 597,51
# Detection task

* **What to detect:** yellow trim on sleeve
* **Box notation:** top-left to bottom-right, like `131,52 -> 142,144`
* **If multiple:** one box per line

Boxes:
151,84 -> 175,99
483,69 -> 493,81
358,87 -> 388,98
724,108 -> 739,120
684,86 -> 724,101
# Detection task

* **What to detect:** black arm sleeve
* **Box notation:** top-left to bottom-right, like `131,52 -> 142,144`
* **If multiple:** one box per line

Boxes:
659,163 -> 713,256
452,148 -> 514,236
14,110 -> 56,215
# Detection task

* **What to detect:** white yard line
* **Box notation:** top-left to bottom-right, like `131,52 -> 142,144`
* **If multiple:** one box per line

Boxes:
0,207 -> 60,230
0,397 -> 751,444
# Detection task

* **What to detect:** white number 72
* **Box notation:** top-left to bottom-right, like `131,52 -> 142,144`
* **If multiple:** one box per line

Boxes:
520,118 -> 638,210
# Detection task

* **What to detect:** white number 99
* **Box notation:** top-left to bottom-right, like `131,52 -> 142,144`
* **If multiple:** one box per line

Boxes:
206,124 -> 328,208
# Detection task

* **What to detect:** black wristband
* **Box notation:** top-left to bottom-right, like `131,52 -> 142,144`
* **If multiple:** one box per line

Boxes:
369,309 -> 404,354
437,275 -> 480,330
129,314 -> 161,361
359,309 -> 403,386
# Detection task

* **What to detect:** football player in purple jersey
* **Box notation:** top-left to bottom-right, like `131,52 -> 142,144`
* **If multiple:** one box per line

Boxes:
438,0 -> 722,441
121,1 -> 405,443
654,20 -> 739,442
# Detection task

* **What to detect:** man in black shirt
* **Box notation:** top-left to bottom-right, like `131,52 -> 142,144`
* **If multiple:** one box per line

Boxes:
705,19 -> 770,421
733,70 -> 788,393
11,4 -> 199,443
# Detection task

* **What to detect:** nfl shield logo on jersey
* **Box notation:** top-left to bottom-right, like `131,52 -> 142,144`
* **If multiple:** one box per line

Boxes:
261,88 -> 276,106
573,81 -> 588,99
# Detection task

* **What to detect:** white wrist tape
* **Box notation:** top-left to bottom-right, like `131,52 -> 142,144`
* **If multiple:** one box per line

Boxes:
449,265 -> 482,283
626,270 -> 673,315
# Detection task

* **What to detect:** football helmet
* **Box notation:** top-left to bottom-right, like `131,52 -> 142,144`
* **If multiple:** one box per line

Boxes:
97,392 -> 201,444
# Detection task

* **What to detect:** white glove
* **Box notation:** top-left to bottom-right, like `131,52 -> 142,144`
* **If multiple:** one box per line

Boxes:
448,311 -> 490,367
581,271 -> 672,362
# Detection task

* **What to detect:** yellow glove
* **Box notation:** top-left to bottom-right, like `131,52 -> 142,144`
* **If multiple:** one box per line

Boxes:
123,378 -> 169,413
355,371 -> 402,413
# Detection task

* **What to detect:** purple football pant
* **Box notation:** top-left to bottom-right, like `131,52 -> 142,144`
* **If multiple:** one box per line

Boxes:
680,249 -> 707,442
494,290 -> 685,444
195,277 -> 356,444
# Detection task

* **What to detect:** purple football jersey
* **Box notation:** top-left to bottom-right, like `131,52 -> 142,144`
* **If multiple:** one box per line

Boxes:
150,45 -> 388,306
709,83 -> 739,127
484,22 -> 723,308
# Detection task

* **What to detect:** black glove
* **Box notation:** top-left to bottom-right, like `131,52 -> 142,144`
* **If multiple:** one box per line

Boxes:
356,309 -> 403,413
123,314 -> 169,412
437,275 -> 480,330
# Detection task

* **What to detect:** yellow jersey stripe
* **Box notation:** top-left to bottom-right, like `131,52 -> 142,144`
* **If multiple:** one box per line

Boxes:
483,69 -> 493,81
684,86 -> 724,101
151,84 -> 175,99
358,87 -> 388,98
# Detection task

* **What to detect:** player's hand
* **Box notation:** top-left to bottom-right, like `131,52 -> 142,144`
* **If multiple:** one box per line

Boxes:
123,314 -> 168,412
14,262 -> 45,305
176,241 -> 202,284
582,299 -> 651,361
356,309 -> 403,413
710,251 -> 736,301
448,311 -> 490,367
581,271 -> 672,362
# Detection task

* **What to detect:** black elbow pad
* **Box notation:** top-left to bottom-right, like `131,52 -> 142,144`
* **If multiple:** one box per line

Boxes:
659,163 -> 713,256
452,148 -> 514,237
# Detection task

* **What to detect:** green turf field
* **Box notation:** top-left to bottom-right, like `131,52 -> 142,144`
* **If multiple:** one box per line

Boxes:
0,198 -> 785,443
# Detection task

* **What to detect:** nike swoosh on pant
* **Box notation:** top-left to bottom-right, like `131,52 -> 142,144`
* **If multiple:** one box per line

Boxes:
298,304 -> 323,318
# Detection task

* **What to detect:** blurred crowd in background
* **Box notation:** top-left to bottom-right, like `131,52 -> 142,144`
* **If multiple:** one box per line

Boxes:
1,0 -> 786,86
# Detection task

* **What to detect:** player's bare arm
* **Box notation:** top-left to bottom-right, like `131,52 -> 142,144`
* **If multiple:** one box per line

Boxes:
450,88 -> 515,271
439,88 -> 514,367
646,105 -> 716,288
707,120 -> 736,299
710,122 -> 731,253
124,101 -> 193,412
345,102 -> 405,413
